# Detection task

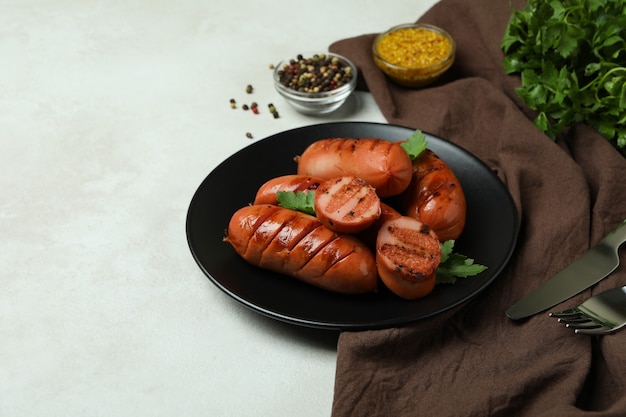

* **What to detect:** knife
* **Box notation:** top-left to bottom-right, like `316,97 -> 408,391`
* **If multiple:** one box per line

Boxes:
506,218 -> 626,320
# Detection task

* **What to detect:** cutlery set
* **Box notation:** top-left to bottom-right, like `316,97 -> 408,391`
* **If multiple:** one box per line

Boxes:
549,285 -> 626,334
506,219 -> 626,335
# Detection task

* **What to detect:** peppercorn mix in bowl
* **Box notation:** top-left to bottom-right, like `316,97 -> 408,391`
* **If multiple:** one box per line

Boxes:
273,53 -> 357,115
373,23 -> 455,88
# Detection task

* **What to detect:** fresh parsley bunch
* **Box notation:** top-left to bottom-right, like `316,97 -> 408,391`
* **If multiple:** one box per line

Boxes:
501,0 -> 626,155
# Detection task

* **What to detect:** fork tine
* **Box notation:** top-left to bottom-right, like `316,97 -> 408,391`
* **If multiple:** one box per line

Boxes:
565,322 -> 603,330
549,309 -> 579,318
575,326 -> 612,335
575,320 -> 626,335
557,316 -> 592,324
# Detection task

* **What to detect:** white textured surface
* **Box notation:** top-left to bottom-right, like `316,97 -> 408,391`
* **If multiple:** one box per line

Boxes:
1,1 -> 438,416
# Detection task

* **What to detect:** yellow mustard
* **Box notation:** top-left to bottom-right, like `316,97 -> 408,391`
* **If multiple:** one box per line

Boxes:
376,27 -> 452,69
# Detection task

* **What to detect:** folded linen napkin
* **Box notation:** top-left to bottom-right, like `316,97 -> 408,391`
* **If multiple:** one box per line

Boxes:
329,0 -> 626,415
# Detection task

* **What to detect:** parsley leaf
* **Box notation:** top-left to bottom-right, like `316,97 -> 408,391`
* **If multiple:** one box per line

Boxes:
400,129 -> 429,160
276,190 -> 316,215
501,0 -> 626,156
436,240 -> 488,285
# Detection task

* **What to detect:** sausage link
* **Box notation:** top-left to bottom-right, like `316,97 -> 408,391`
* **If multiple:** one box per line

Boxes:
400,149 -> 466,241
225,204 -> 378,294
314,176 -> 381,234
296,138 -> 413,198
376,216 -> 441,300
253,174 -> 324,205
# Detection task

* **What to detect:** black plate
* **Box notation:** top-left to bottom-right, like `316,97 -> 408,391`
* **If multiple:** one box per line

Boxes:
186,122 -> 519,330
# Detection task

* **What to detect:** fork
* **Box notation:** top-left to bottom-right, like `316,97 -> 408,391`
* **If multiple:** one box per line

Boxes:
549,285 -> 626,334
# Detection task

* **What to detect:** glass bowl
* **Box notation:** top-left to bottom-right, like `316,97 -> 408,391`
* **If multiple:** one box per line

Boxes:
372,23 -> 455,88
273,52 -> 357,115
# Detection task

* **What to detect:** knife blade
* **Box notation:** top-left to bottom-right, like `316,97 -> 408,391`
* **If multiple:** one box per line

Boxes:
506,218 -> 626,320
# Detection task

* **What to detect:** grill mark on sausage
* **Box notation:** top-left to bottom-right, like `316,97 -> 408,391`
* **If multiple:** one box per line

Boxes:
298,237 -> 359,281
258,210 -> 303,267
374,137 -> 392,158
294,227 -> 343,275
240,205 -> 282,255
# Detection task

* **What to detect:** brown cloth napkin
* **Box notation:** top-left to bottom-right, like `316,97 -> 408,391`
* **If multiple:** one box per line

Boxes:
329,0 -> 626,415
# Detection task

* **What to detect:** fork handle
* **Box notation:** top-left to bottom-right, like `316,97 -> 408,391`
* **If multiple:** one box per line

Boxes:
603,218 -> 626,250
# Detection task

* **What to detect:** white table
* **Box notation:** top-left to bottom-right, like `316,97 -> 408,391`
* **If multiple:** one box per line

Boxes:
1,1 -> 438,415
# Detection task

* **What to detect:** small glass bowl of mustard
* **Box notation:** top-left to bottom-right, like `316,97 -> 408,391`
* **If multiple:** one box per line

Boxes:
372,23 -> 455,88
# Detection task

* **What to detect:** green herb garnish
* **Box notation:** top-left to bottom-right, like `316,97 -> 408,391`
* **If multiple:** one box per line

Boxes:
501,0 -> 626,155
400,129 -> 429,160
436,240 -> 488,285
276,190 -> 316,215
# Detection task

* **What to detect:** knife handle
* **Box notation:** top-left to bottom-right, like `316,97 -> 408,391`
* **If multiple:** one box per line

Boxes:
603,218 -> 626,250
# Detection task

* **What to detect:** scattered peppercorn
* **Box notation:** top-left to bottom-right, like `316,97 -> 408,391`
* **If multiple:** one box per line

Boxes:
246,132 -> 253,139
252,107 -> 259,114
230,98 -> 236,109
242,104 -> 249,110
246,84 -> 253,94
268,103 -> 279,118
276,53 -> 354,93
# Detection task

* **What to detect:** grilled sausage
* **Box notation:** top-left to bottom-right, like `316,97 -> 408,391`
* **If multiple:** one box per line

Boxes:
400,149 -> 466,241
253,174 -> 324,205
296,138 -> 413,198
376,216 -> 441,300
225,204 -> 378,294
314,176 -> 381,234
